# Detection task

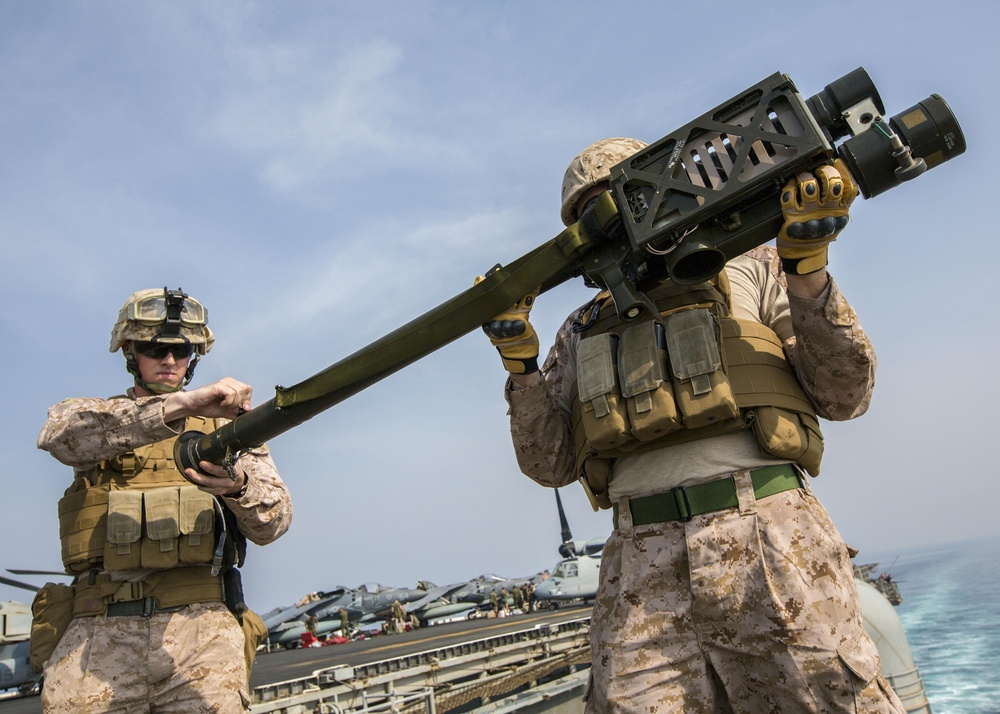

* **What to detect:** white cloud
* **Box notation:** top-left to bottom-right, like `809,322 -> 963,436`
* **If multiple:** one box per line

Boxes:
207,35 -> 406,192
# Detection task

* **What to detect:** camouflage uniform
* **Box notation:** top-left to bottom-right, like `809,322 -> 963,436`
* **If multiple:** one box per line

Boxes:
37,391 -> 292,714
507,247 -> 904,713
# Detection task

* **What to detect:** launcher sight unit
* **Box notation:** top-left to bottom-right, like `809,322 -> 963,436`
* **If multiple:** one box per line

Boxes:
587,67 -> 964,317
175,67 -> 965,473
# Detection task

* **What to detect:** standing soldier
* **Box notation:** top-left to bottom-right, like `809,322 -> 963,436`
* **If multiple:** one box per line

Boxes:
391,599 -> 407,633
482,139 -> 905,712
338,606 -> 352,637
36,287 -> 292,714
489,589 -> 499,617
512,585 -> 525,613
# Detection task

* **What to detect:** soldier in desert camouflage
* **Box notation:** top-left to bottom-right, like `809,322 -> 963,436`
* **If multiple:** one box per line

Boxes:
481,139 -> 906,713
36,287 -> 292,713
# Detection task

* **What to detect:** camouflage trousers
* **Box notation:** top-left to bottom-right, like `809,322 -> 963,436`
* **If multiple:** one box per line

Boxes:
42,602 -> 249,713
586,471 -> 906,714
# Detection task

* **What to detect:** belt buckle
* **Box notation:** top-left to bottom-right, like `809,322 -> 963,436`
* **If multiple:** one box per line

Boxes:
673,486 -> 692,521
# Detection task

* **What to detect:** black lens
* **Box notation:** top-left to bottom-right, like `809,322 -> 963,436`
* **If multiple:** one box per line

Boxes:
838,94 -> 967,198
805,68 -> 886,143
135,342 -> 194,360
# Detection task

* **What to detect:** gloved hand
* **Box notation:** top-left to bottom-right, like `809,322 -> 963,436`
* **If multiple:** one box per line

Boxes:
474,268 -> 540,375
776,158 -> 859,275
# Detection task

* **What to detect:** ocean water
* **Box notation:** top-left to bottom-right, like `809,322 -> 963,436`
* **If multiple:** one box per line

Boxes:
881,536 -> 1000,714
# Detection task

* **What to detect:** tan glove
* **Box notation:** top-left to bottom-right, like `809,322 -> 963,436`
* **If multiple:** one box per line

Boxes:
474,269 -> 540,375
777,158 -> 859,275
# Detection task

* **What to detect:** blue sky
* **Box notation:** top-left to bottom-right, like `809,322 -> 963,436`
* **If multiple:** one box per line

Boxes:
2,1 -> 996,613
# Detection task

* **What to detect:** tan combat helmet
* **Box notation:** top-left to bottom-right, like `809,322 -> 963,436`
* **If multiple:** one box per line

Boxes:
560,137 -> 648,227
110,287 -> 214,392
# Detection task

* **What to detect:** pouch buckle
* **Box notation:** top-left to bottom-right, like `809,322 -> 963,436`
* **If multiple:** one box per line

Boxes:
141,596 -> 157,617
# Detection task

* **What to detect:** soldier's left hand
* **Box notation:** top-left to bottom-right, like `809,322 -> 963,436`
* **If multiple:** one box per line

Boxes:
165,377 -> 252,421
776,158 -> 858,275
184,459 -> 248,498
474,266 -> 541,375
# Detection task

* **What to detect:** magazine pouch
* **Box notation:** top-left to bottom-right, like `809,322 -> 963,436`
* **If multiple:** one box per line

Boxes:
664,309 -> 739,428
577,333 -> 630,451
619,320 -> 683,441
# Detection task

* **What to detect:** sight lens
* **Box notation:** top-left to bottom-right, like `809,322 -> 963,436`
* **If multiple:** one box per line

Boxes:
838,94 -> 967,198
805,67 -> 886,142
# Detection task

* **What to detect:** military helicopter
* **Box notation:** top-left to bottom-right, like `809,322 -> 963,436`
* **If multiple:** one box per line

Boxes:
531,490 -> 604,608
0,572 -> 49,697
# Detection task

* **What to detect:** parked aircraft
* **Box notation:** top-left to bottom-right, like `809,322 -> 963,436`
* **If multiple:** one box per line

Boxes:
444,573 -> 542,606
532,490 -> 604,608
402,571 -> 550,625
401,582 -> 479,624
264,581 -> 437,648
0,573 -> 42,695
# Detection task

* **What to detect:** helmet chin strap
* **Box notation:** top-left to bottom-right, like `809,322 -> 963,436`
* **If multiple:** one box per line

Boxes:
140,379 -> 184,395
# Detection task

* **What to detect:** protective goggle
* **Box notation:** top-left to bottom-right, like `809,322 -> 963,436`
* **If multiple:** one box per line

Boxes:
133,342 -> 195,360
127,289 -> 207,328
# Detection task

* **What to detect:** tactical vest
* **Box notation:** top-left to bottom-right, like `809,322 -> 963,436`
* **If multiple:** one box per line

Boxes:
571,271 -> 824,510
56,414 -> 226,609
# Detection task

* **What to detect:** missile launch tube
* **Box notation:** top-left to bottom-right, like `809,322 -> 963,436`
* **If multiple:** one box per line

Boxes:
174,235 -> 590,471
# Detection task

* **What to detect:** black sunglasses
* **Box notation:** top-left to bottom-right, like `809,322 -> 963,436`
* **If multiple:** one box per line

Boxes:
133,342 -> 194,360
576,190 -> 609,222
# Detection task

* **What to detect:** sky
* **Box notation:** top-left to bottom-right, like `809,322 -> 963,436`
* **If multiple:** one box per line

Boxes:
1,1 -> 997,615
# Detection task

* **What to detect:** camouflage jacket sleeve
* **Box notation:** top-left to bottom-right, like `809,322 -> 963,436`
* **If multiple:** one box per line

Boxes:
505,311 -> 582,489
745,246 -> 877,421
220,439 -> 292,546
37,395 -> 184,468
38,395 -> 292,545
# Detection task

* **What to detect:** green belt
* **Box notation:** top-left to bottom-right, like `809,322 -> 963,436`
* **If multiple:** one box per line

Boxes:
612,463 -> 804,529
106,597 -> 187,617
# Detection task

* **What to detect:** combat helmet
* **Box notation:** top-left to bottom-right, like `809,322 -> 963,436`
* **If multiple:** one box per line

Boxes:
560,137 -> 648,227
110,287 -> 214,393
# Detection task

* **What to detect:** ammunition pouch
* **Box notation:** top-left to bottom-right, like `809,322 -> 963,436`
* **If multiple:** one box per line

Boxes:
751,406 -> 824,476
29,582 -> 75,673
577,334 -> 630,452
663,309 -> 739,428
578,459 -> 613,511
241,609 -> 268,677
619,321 -> 682,441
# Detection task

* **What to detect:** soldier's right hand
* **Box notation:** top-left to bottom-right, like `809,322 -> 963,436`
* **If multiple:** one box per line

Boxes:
474,267 -> 540,375
776,159 -> 858,275
163,377 -> 253,421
